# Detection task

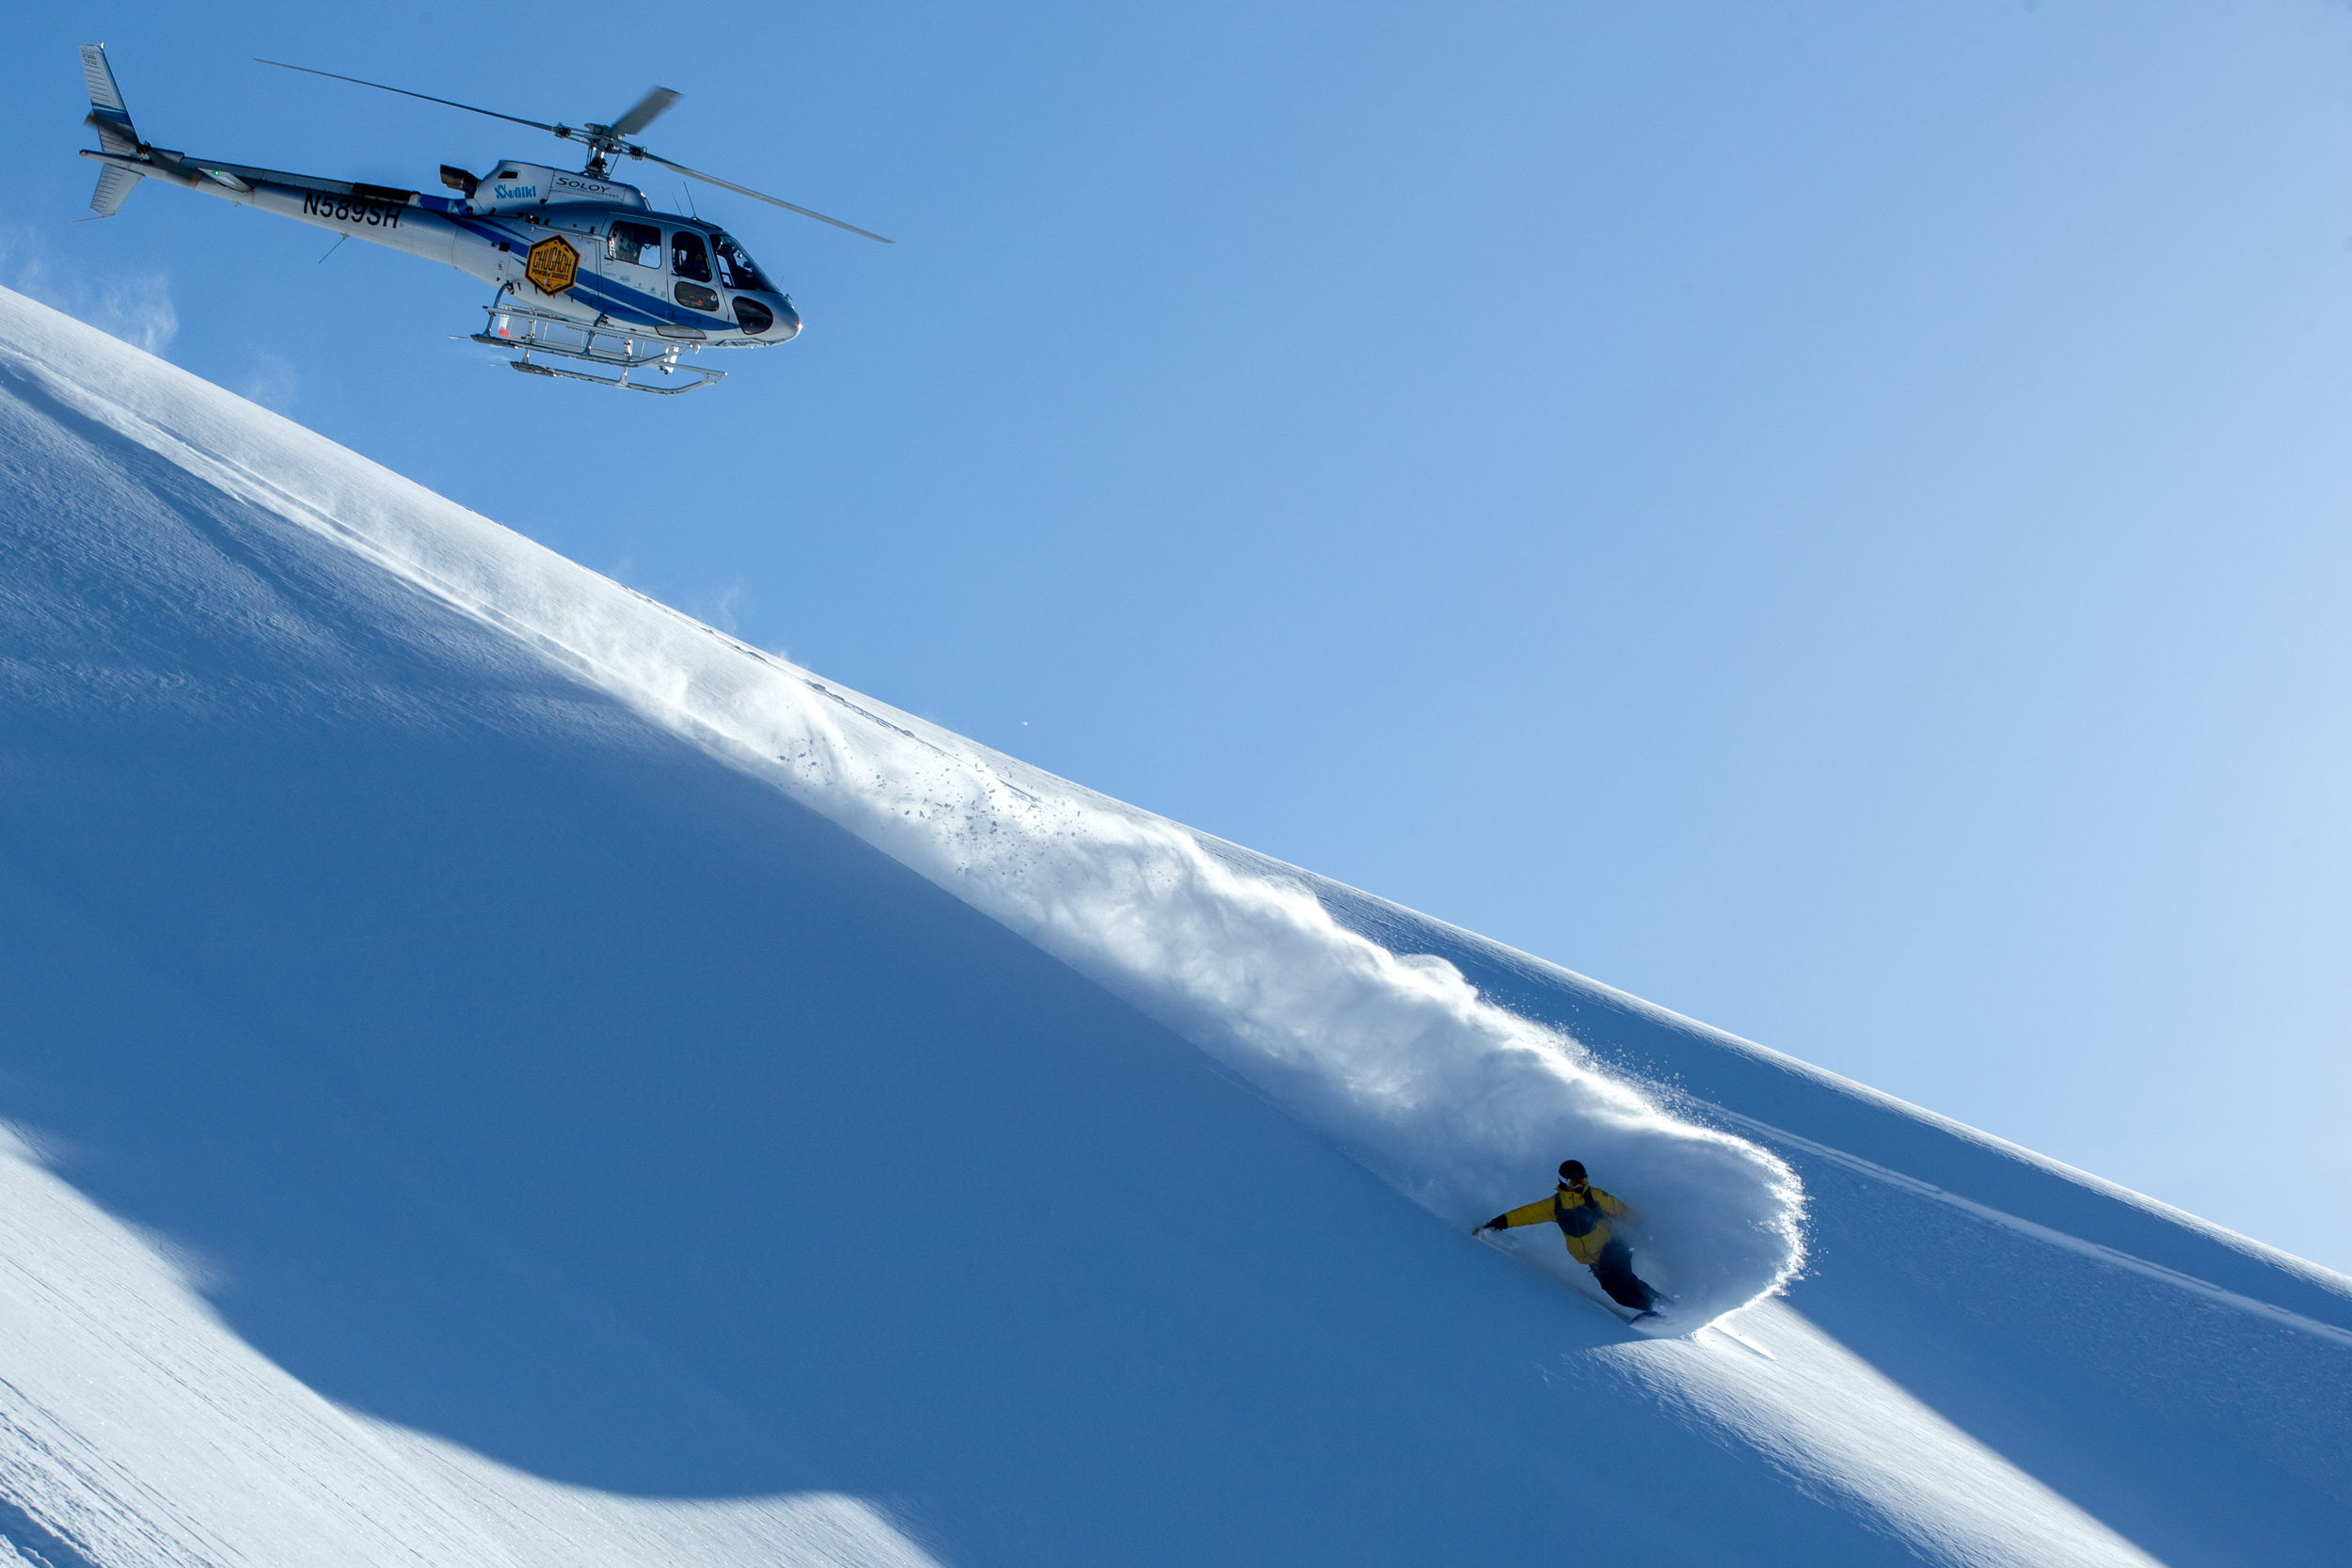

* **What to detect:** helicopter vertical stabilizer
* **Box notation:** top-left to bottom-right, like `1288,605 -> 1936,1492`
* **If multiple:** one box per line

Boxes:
79,45 -> 145,216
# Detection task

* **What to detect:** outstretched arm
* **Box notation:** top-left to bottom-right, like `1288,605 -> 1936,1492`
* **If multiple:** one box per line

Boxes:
1475,1196 -> 1557,1233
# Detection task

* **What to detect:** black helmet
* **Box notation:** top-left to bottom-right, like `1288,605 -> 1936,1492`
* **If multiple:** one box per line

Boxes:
1559,1159 -> 1587,1181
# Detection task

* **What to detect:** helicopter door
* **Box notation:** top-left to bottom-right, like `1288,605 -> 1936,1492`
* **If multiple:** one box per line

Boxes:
602,219 -> 665,321
668,230 -> 722,321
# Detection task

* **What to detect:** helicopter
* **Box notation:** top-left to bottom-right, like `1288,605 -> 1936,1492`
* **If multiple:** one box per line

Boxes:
73,44 -> 889,394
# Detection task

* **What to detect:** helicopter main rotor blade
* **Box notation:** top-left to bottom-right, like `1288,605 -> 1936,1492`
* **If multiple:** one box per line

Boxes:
607,87 -> 679,138
255,59 -> 567,138
636,150 -> 893,244
255,58 -> 891,243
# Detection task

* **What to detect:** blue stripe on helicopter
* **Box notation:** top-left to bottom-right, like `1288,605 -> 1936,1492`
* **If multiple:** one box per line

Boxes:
437,213 -> 733,332
556,269 -> 684,326
439,216 -> 658,322
562,271 -> 732,332
560,276 -> 669,327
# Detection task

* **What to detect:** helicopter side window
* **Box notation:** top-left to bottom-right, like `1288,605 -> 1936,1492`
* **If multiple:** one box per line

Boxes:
712,233 -> 772,293
607,219 -> 662,269
670,230 -> 713,283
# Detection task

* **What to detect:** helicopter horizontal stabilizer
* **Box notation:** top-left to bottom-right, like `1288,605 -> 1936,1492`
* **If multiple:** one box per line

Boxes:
87,164 -> 144,219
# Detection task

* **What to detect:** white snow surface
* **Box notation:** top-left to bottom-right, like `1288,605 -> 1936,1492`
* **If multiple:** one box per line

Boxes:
0,288 -> 1802,1328
0,287 -> 2346,1566
0,1128 -> 937,1568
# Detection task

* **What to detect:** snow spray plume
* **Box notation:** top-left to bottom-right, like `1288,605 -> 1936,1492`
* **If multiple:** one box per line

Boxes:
0,288 -> 1806,1324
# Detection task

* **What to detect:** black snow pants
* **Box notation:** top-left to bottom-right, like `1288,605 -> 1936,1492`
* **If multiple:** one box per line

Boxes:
1590,1237 -> 1657,1311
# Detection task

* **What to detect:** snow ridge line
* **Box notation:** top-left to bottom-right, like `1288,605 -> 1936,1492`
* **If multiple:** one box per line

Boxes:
1708,1108 -> 2352,1349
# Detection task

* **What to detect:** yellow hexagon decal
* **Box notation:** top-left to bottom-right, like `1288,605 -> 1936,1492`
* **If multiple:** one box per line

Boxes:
525,235 -> 579,296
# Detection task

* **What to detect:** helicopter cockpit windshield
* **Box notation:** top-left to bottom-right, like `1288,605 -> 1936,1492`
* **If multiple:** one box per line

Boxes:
712,232 -> 774,293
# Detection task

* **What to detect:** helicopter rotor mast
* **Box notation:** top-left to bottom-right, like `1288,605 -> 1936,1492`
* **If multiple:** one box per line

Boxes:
252,59 -> 890,243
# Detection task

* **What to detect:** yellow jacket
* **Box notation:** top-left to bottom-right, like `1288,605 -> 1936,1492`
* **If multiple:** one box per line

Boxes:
1489,1182 -> 1638,1265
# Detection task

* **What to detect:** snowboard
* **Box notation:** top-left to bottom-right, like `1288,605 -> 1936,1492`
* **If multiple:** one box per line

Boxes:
1473,1227 -> 1671,1329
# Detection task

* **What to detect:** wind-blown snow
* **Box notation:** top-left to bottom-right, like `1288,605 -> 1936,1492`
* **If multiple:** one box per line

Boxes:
0,288 -> 1802,1328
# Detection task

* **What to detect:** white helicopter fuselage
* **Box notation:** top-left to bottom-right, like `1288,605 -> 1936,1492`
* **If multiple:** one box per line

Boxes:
72,44 -> 882,391
85,147 -> 802,347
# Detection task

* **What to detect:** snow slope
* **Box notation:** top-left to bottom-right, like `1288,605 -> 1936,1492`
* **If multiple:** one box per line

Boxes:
0,286 -> 2344,1566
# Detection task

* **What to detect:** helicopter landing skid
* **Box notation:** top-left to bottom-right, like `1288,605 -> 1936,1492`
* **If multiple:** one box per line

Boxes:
466,303 -> 725,395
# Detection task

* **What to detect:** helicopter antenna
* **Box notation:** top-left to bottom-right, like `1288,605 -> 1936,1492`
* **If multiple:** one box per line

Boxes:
254,59 -> 891,243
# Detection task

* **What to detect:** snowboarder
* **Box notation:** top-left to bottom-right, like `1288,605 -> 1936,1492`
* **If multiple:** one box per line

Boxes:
1474,1160 -> 1662,1318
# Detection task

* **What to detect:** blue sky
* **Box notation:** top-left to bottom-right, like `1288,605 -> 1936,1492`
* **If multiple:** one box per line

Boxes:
8,0 -> 2350,1274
